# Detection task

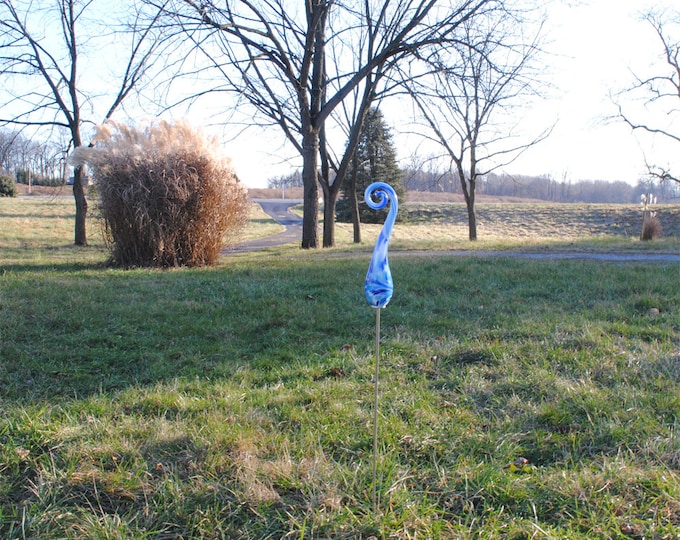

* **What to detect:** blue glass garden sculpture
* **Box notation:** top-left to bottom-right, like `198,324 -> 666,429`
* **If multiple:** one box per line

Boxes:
364,182 -> 398,309
363,181 -> 398,514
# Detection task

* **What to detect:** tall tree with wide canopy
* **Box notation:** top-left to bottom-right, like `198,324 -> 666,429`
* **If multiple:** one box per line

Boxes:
156,0 -> 506,248
0,0 -> 168,245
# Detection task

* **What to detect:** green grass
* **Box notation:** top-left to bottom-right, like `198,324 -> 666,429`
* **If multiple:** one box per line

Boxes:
1,197 -> 679,539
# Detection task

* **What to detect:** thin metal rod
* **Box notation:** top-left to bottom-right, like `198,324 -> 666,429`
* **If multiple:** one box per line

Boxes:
372,307 -> 381,514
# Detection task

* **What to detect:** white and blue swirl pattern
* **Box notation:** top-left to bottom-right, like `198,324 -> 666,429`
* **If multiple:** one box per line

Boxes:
364,182 -> 398,308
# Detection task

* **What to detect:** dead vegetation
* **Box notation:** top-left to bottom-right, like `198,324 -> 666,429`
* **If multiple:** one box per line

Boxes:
641,214 -> 663,240
73,120 -> 249,267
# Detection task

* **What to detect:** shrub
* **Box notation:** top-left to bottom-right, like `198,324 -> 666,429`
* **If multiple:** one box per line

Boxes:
641,214 -> 663,241
73,120 -> 249,268
0,175 -> 17,197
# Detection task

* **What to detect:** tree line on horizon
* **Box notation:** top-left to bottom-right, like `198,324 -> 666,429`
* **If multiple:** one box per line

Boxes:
403,169 -> 680,204
4,120 -> 679,207
269,167 -> 680,206
0,129 -> 65,185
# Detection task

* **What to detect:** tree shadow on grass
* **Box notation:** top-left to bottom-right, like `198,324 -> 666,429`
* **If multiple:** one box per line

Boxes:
0,260 -> 374,405
0,212 -> 75,219
0,260 -> 108,274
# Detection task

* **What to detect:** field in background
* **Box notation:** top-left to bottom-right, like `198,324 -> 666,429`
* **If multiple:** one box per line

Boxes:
5,192 -> 680,261
12,185 -> 574,203
404,202 -> 680,239
248,187 -> 680,241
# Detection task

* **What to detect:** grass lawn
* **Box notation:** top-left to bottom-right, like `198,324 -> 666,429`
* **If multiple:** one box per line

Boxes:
0,197 -> 679,539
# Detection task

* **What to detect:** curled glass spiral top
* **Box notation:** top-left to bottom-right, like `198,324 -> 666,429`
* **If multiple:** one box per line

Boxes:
364,182 -> 398,308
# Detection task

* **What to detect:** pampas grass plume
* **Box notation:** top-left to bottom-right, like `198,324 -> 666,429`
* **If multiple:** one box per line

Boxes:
73,119 -> 249,267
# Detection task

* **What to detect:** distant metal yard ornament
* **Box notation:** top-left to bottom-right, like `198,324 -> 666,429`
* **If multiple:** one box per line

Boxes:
364,181 -> 398,514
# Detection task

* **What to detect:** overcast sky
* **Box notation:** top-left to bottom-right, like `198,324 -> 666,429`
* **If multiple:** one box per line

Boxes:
500,0 -> 680,186
220,0 -> 680,189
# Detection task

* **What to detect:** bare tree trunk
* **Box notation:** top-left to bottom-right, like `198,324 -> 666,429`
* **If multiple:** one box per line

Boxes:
349,163 -> 361,243
301,129 -> 320,249
321,187 -> 338,247
319,90 -> 375,248
456,161 -> 477,241
466,202 -> 477,241
73,165 -> 88,245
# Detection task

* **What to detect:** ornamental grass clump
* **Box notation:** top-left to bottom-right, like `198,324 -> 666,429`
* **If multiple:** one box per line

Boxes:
640,192 -> 663,241
0,174 -> 17,197
74,120 -> 248,267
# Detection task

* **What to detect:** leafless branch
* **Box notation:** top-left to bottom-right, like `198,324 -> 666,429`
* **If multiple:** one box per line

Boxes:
616,9 -> 680,184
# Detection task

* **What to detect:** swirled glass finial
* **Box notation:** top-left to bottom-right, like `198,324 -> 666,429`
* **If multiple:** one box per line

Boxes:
364,182 -> 398,308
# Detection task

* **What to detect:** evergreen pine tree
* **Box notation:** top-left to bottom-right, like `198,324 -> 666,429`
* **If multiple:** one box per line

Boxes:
337,108 -> 406,225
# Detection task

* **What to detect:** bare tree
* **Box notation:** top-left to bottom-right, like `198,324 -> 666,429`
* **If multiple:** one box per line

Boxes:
617,10 -> 680,185
403,8 -> 550,240
0,129 -> 24,173
0,0 -> 168,245
155,0 -> 506,248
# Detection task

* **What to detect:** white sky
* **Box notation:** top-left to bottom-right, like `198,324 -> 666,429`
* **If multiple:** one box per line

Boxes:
219,0 -> 680,189
500,0 -> 680,185
6,0 -> 675,189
